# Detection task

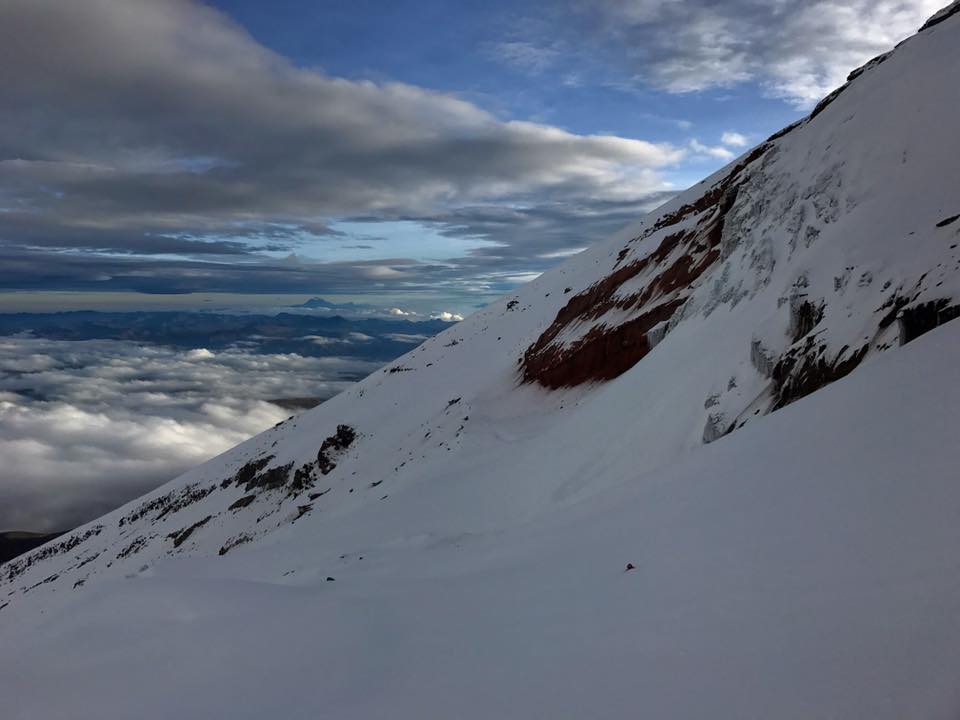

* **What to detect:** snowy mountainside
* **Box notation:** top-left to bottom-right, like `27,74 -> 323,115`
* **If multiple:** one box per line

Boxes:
4,6 -> 960,719
6,302 -> 960,719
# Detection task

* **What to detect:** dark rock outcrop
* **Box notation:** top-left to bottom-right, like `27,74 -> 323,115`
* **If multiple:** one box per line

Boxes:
168,516 -> 213,549
317,425 -> 357,475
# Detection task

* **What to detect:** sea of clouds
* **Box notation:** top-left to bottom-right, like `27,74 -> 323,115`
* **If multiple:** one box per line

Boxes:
0,336 -> 382,532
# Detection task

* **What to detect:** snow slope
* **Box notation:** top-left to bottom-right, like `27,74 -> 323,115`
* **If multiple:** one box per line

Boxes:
5,300 -> 960,720
3,6 -> 960,718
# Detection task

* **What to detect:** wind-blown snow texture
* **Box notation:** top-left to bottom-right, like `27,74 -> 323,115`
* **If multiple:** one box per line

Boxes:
4,7 -> 960,719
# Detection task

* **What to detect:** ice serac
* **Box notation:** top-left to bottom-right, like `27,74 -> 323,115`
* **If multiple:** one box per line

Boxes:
3,6 -> 960,720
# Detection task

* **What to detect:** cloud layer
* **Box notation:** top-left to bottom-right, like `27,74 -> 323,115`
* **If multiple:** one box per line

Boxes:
0,0 -> 941,299
0,0 -> 688,293
0,336 -> 380,532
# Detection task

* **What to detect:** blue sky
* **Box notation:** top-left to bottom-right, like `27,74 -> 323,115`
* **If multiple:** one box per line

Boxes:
214,0 -> 800,150
210,0 -> 802,198
0,0 -> 943,314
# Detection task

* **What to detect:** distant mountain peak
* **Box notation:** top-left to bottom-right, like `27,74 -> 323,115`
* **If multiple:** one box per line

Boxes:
298,297 -> 369,310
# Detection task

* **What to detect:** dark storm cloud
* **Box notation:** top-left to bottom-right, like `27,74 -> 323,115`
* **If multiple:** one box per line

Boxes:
0,0 -> 688,293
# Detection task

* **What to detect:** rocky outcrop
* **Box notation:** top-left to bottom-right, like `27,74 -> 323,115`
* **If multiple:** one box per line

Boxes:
3,525 -> 103,582
317,424 -> 357,475
0,531 -> 64,566
703,413 -> 732,444
920,0 -> 960,31
772,343 -> 868,410
898,299 -> 960,345
522,145 -> 770,388
167,516 -> 213,549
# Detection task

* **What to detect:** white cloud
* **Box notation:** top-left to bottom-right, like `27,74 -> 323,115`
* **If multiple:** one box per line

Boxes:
539,247 -> 588,259
301,335 -> 343,346
346,332 -> 374,342
1,353 -> 61,373
721,131 -> 749,147
689,139 -> 735,161
0,337 -> 381,531
587,0 -> 945,107
0,0 -> 688,251
434,312 -> 465,322
502,272 -> 543,285
185,348 -> 215,360
383,333 -> 431,344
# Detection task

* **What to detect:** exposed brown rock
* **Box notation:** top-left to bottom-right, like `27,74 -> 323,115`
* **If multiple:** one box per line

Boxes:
644,144 -> 768,236
521,145 -> 768,388
523,299 -> 685,388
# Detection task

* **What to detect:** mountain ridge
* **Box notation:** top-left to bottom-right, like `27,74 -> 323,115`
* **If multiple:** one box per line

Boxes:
3,6 -> 960,718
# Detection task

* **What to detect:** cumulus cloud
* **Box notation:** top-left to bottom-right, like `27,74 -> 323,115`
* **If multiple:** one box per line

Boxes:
301,336 -> 346,346
0,337 -> 380,532
579,0 -> 944,106
434,312 -> 465,322
721,131 -> 750,147
185,348 -> 215,360
689,139 -> 735,161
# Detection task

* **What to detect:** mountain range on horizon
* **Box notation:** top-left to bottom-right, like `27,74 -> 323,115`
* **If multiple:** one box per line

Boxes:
3,4 -> 960,718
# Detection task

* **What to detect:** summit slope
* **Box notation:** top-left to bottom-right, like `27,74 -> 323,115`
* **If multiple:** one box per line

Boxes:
3,6 -> 960,718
